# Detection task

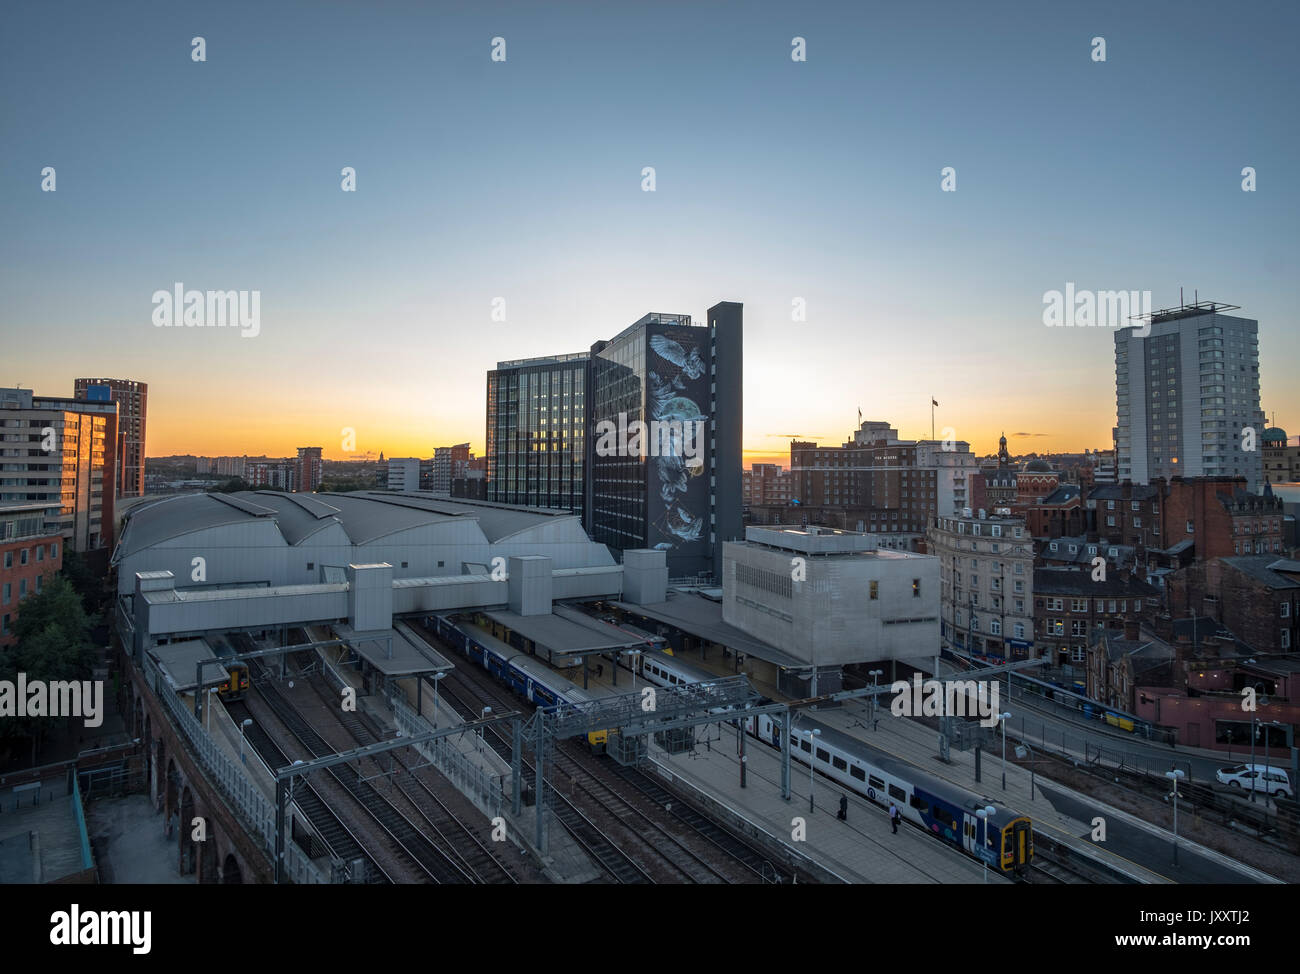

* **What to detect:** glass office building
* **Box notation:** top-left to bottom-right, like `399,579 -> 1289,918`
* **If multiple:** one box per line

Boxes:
486,353 -> 588,516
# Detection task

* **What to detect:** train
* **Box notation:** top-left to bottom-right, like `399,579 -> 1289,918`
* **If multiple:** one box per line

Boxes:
426,615 -> 608,750
745,711 -> 1033,873
216,661 -> 251,701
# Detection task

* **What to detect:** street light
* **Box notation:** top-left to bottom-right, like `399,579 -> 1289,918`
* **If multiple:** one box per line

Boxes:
1015,741 -> 1036,801
808,728 -> 821,813
975,805 -> 996,883
869,670 -> 883,730
1263,719 -> 1282,805
205,686 -> 217,733
999,712 -> 1011,790
430,672 -> 445,729
240,718 -> 253,764
478,706 -> 492,756
1165,769 -> 1185,866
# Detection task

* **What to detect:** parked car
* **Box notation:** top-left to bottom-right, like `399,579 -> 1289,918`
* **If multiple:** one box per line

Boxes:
1215,764 -> 1293,798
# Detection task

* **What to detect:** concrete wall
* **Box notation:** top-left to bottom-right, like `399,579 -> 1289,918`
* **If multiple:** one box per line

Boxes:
722,541 -> 939,667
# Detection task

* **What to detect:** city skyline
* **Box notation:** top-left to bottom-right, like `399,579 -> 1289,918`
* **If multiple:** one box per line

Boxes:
5,1 -> 1297,466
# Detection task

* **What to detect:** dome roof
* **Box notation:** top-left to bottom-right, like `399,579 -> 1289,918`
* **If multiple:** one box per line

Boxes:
1264,427 -> 1288,443
1023,458 -> 1052,473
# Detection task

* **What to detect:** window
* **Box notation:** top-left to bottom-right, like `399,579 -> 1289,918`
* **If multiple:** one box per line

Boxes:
1282,603 -> 1291,619
51,542 -> 58,560
1283,630 -> 1292,650
1186,520 -> 1194,534
3,552 -> 10,569
850,765 -> 866,781
1107,500 -> 1115,510
438,561 -> 445,568
36,546 -> 43,562
816,747 -> 830,763
1071,598 -> 1088,612
870,580 -> 878,600
400,561 -> 408,568
1046,597 -> 1063,611
1,583 -> 8,604
990,619 -> 1001,635
910,794 -> 929,813
868,774 -> 884,790
19,579 -> 27,599
912,578 -> 921,598
1072,645 -> 1087,662
1014,623 -> 1025,639
889,784 -> 906,801
1048,618 -> 1064,635
306,562 -> 314,571
19,549 -> 28,566
800,738 -> 811,753
832,755 -> 847,771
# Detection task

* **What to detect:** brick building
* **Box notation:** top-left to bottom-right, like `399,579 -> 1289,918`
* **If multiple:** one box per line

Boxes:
295,447 -> 324,492
1167,555 -> 1300,654
743,463 -> 792,508
1085,483 -> 1162,552
0,503 -> 64,646
1033,567 -> 1160,668
1022,484 -> 1087,539
1156,476 -> 1284,560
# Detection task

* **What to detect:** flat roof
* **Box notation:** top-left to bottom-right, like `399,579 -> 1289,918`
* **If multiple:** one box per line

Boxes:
341,623 -> 454,676
149,639 -> 230,691
610,592 -> 807,669
484,606 -> 644,657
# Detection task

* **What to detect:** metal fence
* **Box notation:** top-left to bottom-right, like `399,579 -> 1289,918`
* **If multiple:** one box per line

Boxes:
390,695 -> 505,819
1006,712 -> 1195,782
142,653 -> 327,884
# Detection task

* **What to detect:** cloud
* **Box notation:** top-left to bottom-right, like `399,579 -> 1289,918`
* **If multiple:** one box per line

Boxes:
1011,432 -> 1051,437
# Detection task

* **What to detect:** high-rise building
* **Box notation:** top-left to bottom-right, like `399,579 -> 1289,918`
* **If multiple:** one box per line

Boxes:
586,304 -> 742,578
0,387 -> 117,551
483,301 -> 743,579
1115,301 -> 1264,491
296,447 -> 323,492
486,353 -> 589,516
431,443 -> 472,493
75,377 -> 147,498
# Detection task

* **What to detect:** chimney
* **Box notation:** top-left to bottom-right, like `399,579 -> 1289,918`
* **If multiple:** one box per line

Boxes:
1124,618 -> 1140,641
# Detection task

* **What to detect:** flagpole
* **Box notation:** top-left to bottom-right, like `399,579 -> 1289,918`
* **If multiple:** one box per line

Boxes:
931,398 -> 935,441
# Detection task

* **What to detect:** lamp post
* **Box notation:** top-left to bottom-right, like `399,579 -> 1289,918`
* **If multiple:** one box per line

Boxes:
1251,717 -> 1259,803
1165,769 -> 1185,866
630,651 -> 642,692
479,706 -> 492,757
869,670 -> 883,730
808,728 -> 821,813
240,718 -> 253,764
999,712 -> 1011,789
205,687 -> 217,733
975,805 -> 996,883
1265,719 -> 1282,805
430,672 -> 445,729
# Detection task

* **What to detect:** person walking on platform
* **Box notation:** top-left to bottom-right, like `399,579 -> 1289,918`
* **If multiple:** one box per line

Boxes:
838,795 -> 848,821
889,802 -> 900,834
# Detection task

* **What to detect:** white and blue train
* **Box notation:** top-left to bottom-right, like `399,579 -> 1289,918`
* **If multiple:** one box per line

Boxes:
745,711 -> 1033,874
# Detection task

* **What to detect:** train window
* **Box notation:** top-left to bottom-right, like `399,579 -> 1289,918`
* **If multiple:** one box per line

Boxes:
800,739 -> 812,753
910,795 -> 928,814
850,765 -> 865,781
816,748 -> 830,763
869,775 -> 884,790
889,784 -> 905,801
832,756 -> 847,771
932,807 -> 956,829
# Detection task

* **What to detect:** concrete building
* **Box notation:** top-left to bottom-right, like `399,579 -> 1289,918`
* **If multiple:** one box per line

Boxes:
0,387 -> 117,551
1263,427 -> 1300,484
1,502 -> 64,645
928,509 -> 1035,663
75,377 -> 147,498
431,443 -> 472,493
722,525 -> 939,695
1115,300 -> 1264,491
387,457 -> 422,493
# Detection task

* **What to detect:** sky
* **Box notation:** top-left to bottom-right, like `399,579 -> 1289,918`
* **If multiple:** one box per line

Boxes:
3,0 -> 1297,468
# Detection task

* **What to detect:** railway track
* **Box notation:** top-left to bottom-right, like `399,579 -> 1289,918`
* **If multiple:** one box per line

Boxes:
302,673 -> 520,884
249,662 -> 474,884
225,699 -> 392,883
432,671 -> 653,883
428,639 -> 792,884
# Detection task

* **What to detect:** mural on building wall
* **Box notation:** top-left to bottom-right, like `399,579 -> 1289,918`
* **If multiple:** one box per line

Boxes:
647,328 -> 708,555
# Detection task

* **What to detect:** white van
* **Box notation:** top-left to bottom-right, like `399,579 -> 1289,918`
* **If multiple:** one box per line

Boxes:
1215,764 -> 1293,798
